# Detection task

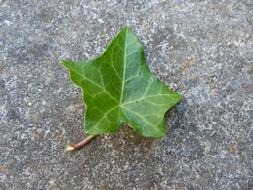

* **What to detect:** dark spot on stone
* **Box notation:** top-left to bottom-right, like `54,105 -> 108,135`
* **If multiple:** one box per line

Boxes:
7,109 -> 20,121
36,7 -> 56,23
169,36 -> 188,50
241,83 -> 253,95
188,123 -> 199,133
28,43 -> 49,59
225,84 -> 235,95
245,64 -> 253,75
153,27 -> 174,46
0,79 -> 5,89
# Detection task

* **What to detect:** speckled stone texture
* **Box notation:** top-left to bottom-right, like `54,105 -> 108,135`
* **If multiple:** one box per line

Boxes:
1,0 -> 253,189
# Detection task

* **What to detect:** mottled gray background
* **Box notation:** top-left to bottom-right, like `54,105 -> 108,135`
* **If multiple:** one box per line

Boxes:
1,0 -> 253,189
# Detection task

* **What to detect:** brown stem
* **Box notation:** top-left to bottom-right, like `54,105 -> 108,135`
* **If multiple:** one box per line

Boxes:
66,135 -> 96,152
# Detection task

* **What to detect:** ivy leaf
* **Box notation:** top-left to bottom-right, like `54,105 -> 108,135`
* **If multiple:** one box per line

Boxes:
61,27 -> 182,138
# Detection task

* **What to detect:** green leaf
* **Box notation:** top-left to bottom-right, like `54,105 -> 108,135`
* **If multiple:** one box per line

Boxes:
61,27 -> 182,137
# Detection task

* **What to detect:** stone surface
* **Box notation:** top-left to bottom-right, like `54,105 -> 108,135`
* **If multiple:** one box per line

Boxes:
0,0 -> 253,189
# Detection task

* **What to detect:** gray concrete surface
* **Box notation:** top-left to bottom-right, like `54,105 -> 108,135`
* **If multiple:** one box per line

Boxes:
1,0 -> 253,189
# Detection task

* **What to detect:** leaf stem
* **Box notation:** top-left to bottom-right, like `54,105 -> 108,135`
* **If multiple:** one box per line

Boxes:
66,135 -> 96,152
